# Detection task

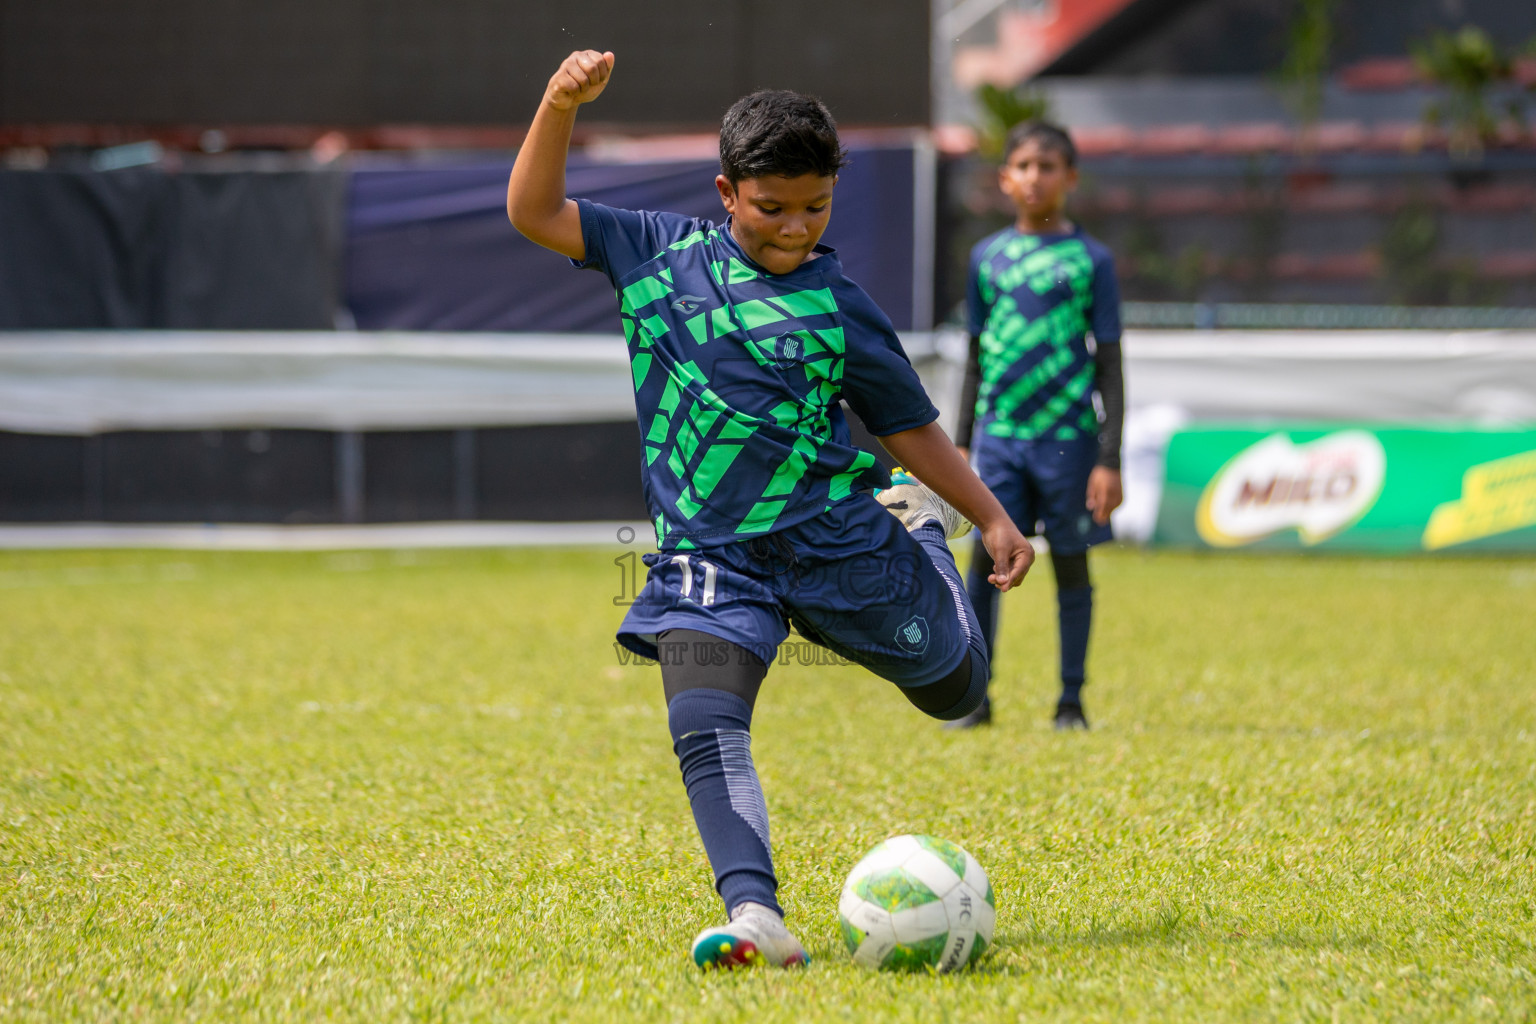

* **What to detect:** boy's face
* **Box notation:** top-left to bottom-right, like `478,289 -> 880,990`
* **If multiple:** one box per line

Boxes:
999,138 -> 1077,221
716,172 -> 836,275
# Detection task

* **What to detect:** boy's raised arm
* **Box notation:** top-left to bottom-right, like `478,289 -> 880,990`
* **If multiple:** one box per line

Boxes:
506,50 -> 615,261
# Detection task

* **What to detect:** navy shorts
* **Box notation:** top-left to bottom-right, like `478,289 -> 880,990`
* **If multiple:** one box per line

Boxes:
618,494 -> 969,688
972,432 -> 1113,555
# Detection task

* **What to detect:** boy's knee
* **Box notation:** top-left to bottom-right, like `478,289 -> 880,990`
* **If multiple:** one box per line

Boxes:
899,647 -> 989,721
666,685 -> 755,739
659,628 -> 767,713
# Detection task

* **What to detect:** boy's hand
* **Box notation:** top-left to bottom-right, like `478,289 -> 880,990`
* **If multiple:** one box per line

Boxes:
546,50 -> 615,111
876,421 -> 1032,591
1086,466 -> 1122,525
980,520 -> 1034,592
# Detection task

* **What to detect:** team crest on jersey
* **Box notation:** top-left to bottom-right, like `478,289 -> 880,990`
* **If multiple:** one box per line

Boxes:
774,333 -> 807,368
670,294 -> 709,314
894,615 -> 930,655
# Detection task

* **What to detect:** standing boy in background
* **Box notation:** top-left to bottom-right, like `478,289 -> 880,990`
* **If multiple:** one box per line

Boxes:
952,121 -> 1125,731
508,50 -> 1033,968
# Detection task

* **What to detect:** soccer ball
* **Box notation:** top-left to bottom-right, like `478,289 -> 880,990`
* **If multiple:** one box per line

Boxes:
838,834 -> 995,972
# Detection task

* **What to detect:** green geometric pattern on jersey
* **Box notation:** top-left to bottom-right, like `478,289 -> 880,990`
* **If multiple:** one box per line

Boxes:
975,232 -> 1101,441
617,228 -> 876,547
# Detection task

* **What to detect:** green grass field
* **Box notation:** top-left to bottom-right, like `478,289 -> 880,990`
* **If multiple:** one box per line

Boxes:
2,544 -> 1533,1022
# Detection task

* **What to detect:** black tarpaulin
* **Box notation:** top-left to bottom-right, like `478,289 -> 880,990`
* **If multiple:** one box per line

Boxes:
344,146 -> 919,332
0,167 -> 347,329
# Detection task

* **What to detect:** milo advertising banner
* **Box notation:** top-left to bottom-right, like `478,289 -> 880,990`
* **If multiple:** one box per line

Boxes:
1155,426 -> 1536,553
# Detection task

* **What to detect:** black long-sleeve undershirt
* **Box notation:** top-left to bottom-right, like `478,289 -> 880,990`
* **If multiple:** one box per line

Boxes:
1091,341 -> 1124,471
955,333 -> 984,452
954,336 -> 1124,471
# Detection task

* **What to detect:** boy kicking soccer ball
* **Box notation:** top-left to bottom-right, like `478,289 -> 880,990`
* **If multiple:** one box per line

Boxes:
950,121 -> 1125,731
507,50 -> 1033,968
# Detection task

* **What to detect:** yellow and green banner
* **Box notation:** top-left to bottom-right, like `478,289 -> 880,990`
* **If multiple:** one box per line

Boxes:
1155,425 -> 1536,552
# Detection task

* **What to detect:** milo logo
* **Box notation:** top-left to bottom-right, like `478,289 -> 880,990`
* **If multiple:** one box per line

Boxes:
1196,431 -> 1386,547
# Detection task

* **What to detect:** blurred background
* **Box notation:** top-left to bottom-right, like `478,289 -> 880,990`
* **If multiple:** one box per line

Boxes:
1,0 -> 1534,553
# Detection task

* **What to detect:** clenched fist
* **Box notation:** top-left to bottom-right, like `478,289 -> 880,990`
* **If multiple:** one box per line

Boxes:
545,50 -> 615,111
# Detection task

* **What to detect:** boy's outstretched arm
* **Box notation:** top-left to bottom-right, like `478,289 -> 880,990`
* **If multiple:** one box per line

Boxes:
506,49 -> 615,260
878,421 -> 1034,591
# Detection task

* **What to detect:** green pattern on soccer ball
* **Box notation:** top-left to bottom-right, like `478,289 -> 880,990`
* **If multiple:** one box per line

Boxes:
913,834 -> 969,880
853,870 -> 938,913
969,931 -> 989,965
882,932 -> 951,971
983,878 -> 995,908
838,916 -> 868,955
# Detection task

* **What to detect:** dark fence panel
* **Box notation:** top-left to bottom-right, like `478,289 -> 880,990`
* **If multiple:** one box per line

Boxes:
363,431 -> 459,523
476,423 -> 647,522
97,429 -> 338,523
0,169 -> 347,329
0,424 -> 652,523
0,432 -> 88,520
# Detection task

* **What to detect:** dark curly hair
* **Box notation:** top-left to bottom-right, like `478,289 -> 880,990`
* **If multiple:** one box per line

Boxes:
1003,120 -> 1077,167
719,90 -> 848,184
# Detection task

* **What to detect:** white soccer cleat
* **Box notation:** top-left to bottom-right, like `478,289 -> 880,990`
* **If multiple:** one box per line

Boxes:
691,902 -> 810,970
876,468 -> 973,540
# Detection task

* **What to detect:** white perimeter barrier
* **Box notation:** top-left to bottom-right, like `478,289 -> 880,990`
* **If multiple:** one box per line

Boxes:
2,329 -> 1534,543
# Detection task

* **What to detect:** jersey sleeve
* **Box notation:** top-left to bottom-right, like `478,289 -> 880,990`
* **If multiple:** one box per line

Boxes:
1088,246 -> 1123,346
569,199 -> 707,287
965,241 -> 990,339
834,280 -> 940,437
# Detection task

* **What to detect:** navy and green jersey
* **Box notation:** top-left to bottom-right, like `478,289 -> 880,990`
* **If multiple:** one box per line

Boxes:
573,199 -> 938,551
966,226 -> 1121,442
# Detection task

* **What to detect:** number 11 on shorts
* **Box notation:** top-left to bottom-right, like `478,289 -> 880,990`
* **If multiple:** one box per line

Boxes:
670,554 -> 718,607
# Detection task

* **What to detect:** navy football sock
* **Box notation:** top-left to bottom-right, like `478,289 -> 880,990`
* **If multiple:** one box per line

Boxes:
906,523 -> 991,718
667,688 -> 780,916
1058,585 -> 1093,706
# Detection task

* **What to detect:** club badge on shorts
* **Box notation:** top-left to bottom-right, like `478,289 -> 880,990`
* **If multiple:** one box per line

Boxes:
894,615 -> 930,655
